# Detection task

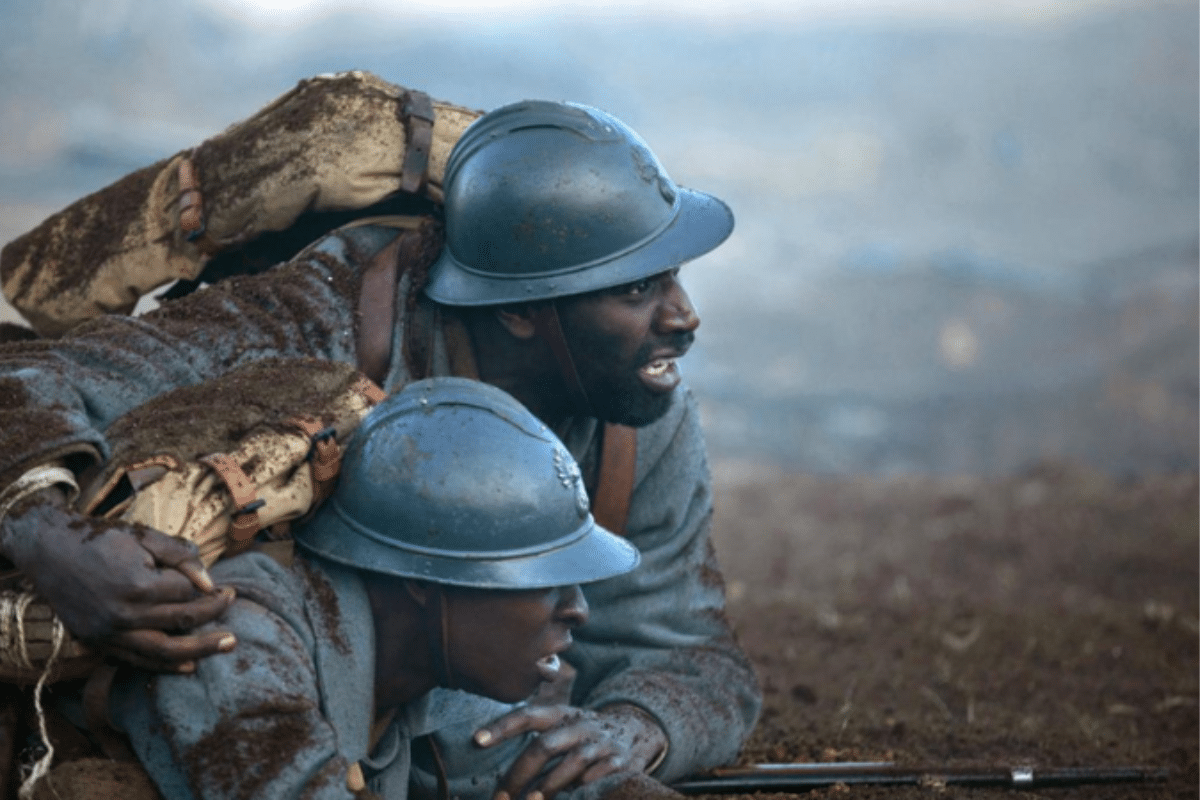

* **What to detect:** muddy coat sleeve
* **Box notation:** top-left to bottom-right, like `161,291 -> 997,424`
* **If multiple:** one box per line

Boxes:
567,387 -> 762,782
109,553 -> 373,800
0,225 -> 397,486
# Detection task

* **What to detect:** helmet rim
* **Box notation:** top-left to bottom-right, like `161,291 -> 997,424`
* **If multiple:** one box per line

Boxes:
292,377 -> 641,589
424,184 -> 732,307
422,99 -> 734,307
295,511 -> 638,590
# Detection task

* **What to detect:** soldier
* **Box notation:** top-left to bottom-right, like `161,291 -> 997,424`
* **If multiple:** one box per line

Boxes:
104,377 -> 641,799
0,100 -> 760,795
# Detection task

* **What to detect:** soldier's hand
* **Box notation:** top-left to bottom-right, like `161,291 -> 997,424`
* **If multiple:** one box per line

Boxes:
0,486 -> 237,673
476,703 -> 668,800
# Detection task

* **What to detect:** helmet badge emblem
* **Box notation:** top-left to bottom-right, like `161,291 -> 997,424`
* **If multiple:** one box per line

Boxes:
554,446 -> 590,518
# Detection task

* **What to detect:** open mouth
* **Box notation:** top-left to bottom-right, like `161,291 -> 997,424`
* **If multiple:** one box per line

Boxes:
642,358 -> 673,376
536,653 -> 562,682
638,357 -> 681,392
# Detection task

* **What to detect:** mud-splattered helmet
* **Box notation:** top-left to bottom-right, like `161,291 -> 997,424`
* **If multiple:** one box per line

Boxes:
423,100 -> 734,306
294,377 -> 639,588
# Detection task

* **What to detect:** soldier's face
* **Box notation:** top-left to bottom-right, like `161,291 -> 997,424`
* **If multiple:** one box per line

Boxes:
446,583 -> 589,703
558,268 -> 701,427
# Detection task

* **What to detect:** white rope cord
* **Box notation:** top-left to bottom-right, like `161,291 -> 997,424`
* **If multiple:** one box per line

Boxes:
0,591 -> 37,671
17,612 -> 64,800
0,465 -> 79,528
0,466 -> 78,800
0,463 -> 80,673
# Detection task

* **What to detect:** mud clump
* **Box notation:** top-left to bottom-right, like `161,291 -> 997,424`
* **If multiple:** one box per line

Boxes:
182,697 -> 319,797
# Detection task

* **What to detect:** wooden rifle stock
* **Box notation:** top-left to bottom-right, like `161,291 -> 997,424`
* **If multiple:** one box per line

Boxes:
672,761 -> 1170,794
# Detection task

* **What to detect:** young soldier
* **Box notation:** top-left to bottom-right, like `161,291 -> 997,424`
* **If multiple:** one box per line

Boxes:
108,377 -> 639,799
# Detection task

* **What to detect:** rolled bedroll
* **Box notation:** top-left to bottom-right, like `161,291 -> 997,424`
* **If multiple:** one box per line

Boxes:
0,71 -> 482,337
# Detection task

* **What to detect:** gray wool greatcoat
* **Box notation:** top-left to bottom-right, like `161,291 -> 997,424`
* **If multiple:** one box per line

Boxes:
0,223 -> 761,796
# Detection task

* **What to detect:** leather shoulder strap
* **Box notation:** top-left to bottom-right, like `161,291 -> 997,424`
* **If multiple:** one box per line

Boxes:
356,234 -> 404,385
592,423 -> 637,536
355,216 -> 443,385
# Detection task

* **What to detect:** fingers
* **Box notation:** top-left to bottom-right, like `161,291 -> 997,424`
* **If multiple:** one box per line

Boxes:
103,625 -> 238,673
175,560 -> 216,594
120,586 -> 236,632
475,705 -> 572,747
491,708 -> 612,800
522,736 -> 623,800
102,642 -> 197,674
487,705 -> 670,800
136,528 -> 216,593
120,566 -> 212,606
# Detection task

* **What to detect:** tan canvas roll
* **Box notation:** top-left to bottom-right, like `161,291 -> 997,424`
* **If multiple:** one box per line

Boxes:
0,358 -> 386,684
1,71 -> 481,337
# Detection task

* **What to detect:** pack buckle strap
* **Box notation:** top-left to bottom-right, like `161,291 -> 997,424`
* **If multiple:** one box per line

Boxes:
199,453 -> 261,546
399,90 -> 435,194
177,156 -> 205,240
287,415 -> 342,502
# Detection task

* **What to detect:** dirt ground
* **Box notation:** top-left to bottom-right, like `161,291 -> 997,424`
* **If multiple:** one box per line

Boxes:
702,459 -> 1198,800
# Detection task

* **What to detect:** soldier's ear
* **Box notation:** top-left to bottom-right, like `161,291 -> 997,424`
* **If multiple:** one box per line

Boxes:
493,305 -> 538,340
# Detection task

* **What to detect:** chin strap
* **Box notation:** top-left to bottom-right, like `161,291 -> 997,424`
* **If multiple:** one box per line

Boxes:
529,302 -> 594,418
424,585 -> 456,691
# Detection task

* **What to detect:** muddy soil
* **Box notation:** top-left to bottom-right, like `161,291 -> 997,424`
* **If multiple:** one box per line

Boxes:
706,460 -> 1198,800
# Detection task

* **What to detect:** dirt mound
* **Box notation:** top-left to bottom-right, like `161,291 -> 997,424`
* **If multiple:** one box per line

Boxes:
710,460 -> 1198,799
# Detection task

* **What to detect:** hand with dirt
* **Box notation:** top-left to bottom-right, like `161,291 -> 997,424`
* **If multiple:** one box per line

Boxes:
0,485 -> 236,673
476,703 -> 668,800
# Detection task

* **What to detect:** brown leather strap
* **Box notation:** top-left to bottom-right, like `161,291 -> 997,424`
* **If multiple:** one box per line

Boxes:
199,453 -> 261,548
177,156 -> 204,237
592,423 -> 637,535
425,586 -> 455,691
286,376 -> 384,506
529,304 -> 593,416
351,374 -> 388,406
399,90 -> 435,194
357,235 -> 404,386
442,313 -> 481,380
286,415 -> 343,504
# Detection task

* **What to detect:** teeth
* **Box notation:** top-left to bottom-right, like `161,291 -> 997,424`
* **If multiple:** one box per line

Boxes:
643,359 -> 671,376
537,653 -> 562,680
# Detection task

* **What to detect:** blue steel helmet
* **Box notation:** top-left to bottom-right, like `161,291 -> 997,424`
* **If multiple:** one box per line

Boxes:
293,377 -> 639,588
423,100 -> 734,306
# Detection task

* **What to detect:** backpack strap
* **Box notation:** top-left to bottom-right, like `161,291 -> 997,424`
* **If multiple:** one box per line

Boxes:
198,454 -> 262,555
356,234 -> 404,386
354,215 -> 441,385
591,423 -> 637,535
399,91 -> 436,194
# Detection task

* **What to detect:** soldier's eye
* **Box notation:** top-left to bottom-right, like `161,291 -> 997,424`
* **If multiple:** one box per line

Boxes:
616,277 -> 655,296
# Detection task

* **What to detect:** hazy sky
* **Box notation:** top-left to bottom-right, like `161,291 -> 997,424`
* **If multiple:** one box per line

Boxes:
202,0 -> 1140,27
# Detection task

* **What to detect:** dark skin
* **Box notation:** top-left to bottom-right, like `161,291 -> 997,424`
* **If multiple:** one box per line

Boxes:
465,267 -> 701,798
368,577 -> 591,713
0,484 -> 236,672
471,267 -> 700,431
0,265 -> 700,787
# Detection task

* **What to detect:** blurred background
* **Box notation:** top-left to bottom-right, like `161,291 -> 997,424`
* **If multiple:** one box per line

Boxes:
1,0 -> 1196,477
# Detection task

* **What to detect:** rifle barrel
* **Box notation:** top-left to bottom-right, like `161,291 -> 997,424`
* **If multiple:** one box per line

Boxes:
672,763 -> 1170,794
